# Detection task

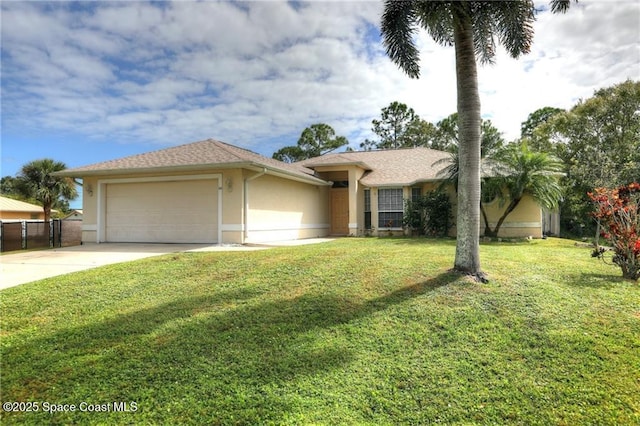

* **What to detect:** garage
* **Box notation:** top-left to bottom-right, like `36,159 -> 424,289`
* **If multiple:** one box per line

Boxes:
103,177 -> 219,243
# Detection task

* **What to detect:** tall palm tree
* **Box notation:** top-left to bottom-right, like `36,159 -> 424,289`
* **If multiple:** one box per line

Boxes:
481,143 -> 563,237
381,0 -> 572,280
16,158 -> 78,221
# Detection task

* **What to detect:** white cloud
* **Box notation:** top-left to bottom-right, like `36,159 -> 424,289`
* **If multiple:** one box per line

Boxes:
1,0 -> 637,160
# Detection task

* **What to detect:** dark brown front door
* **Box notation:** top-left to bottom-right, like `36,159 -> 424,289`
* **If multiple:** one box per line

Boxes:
330,188 -> 349,235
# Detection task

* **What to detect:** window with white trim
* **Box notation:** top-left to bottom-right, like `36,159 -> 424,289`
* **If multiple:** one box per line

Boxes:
378,188 -> 403,228
364,189 -> 372,229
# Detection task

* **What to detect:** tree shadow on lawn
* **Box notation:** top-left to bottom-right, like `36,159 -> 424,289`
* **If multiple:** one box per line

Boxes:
378,236 -> 454,245
572,273 -> 631,288
3,272 -> 458,424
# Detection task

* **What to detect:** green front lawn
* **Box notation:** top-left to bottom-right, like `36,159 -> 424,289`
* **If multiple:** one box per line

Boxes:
1,238 -> 638,425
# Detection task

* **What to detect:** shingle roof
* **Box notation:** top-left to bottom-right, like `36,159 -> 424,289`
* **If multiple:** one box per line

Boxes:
0,196 -> 46,213
57,139 -> 457,187
301,147 -> 453,186
58,139 -> 323,184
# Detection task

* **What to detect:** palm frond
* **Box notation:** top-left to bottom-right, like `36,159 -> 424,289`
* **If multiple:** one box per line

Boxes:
381,0 -> 421,78
494,1 -> 535,58
469,2 -> 497,64
470,1 -> 535,62
550,0 -> 573,13
434,154 -> 458,178
415,1 -> 455,47
433,153 -> 459,191
490,144 -> 564,210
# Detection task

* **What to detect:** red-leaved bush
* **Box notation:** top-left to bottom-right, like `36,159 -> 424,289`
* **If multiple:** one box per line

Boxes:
589,182 -> 640,281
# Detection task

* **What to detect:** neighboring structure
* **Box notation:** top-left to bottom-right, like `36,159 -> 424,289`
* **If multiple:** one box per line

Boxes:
0,196 -> 51,220
63,209 -> 83,221
57,138 -> 549,245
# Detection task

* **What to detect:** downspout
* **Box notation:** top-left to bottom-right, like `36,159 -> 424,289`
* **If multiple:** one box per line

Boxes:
243,168 -> 267,243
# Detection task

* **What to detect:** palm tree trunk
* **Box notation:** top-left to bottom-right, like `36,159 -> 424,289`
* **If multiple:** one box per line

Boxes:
490,198 -> 521,238
43,204 -> 51,222
483,198 -> 521,238
452,9 -> 484,280
480,203 -> 492,237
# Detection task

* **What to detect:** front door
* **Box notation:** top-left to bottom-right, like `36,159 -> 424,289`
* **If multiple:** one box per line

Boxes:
330,188 -> 349,235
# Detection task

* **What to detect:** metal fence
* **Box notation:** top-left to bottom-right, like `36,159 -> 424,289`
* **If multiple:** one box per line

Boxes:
0,220 -> 82,252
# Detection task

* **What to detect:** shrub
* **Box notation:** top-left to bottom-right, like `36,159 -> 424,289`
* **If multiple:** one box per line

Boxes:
403,190 -> 453,237
588,182 -> 640,281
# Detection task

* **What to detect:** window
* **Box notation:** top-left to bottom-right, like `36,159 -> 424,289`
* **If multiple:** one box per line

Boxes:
364,189 -> 371,229
411,187 -> 422,202
378,188 -> 403,228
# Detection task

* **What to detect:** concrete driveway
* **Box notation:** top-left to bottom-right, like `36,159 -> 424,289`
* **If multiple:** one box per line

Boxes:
0,238 -> 335,290
0,243 -> 265,290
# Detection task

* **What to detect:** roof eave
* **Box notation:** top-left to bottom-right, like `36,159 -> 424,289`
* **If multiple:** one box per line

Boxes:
361,178 -> 446,188
302,160 -> 371,170
54,162 -> 330,186
53,162 -> 249,177
252,163 -> 330,186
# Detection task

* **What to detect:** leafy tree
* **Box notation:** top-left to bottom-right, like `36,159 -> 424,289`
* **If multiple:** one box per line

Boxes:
480,143 -> 563,238
364,101 -> 436,150
431,113 -> 459,152
359,138 -> 379,151
15,158 -> 78,221
589,182 -> 640,281
381,0 -> 573,280
404,118 -> 438,148
1,176 -> 19,195
432,113 -> 504,156
273,123 -> 348,163
546,80 -> 640,235
373,101 -> 418,149
479,119 -> 506,159
1,175 -> 46,211
271,146 -> 306,163
520,106 -> 564,151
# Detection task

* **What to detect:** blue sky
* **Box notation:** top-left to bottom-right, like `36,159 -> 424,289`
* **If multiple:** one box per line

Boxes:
1,1 -> 638,209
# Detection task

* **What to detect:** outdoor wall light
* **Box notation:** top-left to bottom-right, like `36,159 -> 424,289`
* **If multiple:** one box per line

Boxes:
86,184 -> 93,197
226,177 -> 233,192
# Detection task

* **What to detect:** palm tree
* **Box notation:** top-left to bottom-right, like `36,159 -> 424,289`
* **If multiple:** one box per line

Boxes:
481,143 -> 563,237
16,159 -> 78,221
381,0 -> 572,280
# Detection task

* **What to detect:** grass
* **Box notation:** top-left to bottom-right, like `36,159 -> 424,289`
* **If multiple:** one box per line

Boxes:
1,238 -> 638,425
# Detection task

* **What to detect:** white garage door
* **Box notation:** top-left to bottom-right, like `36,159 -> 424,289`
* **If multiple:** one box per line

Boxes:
105,179 -> 219,243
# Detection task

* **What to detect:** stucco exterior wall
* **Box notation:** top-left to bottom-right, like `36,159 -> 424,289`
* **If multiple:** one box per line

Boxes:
348,168 -> 366,236
81,176 -> 99,242
358,184 -> 542,239
78,163 -> 543,244
80,169 -> 329,245
245,173 -> 329,243
481,194 -> 543,238
0,211 -> 45,220
220,169 -> 245,244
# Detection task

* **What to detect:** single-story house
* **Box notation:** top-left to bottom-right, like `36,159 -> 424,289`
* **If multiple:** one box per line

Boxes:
56,138 -> 547,245
0,196 -> 54,221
